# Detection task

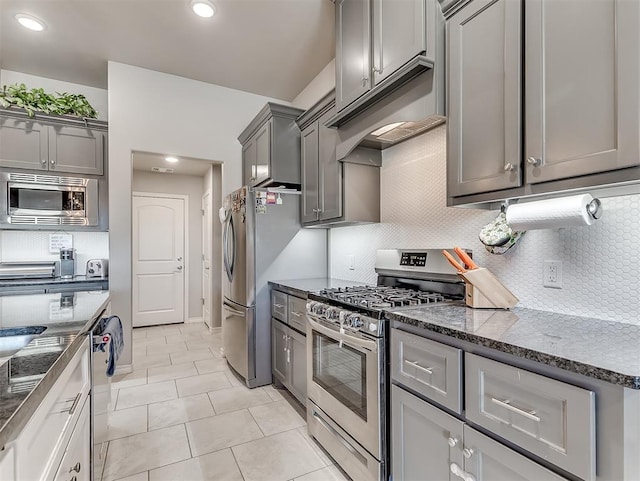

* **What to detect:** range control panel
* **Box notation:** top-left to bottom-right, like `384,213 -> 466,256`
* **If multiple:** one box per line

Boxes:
400,252 -> 427,267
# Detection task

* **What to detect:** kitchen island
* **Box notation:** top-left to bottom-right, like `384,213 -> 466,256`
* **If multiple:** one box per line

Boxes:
0,290 -> 110,450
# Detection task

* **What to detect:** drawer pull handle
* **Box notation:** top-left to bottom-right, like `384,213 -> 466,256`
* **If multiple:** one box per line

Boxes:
450,462 -> 476,481
274,303 -> 285,308
491,397 -> 541,422
404,359 -> 434,375
291,312 -> 303,317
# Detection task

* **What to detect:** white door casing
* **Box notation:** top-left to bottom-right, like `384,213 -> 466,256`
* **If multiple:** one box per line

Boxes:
202,190 -> 212,329
132,193 -> 187,327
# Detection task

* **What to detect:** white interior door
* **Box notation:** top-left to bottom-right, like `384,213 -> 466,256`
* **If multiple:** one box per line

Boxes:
133,194 -> 185,327
202,190 -> 212,328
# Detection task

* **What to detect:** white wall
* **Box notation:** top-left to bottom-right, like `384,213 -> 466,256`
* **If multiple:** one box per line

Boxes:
329,125 -> 640,325
132,170 -> 205,320
108,62 -> 288,367
0,69 -> 109,121
291,59 -> 336,110
0,231 -> 108,275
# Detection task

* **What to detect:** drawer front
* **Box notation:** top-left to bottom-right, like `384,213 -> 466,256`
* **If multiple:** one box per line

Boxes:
391,329 -> 462,413
271,290 -> 288,322
465,353 -> 595,481
463,426 -> 569,481
287,295 -> 307,333
15,339 -> 90,481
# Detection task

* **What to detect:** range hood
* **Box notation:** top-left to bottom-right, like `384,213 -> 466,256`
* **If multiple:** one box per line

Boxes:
329,59 -> 445,161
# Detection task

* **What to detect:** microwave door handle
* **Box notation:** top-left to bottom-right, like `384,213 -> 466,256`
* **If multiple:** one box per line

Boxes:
307,316 -> 377,353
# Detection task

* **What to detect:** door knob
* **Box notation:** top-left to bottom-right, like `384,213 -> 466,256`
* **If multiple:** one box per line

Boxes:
177,265 -> 183,270
177,256 -> 183,261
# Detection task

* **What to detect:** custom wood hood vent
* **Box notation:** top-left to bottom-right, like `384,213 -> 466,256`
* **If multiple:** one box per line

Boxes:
331,67 -> 445,161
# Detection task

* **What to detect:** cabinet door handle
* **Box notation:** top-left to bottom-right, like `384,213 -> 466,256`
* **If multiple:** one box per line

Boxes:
291,311 -> 303,317
361,77 -> 368,87
450,462 -> 475,481
41,159 -> 47,166
404,359 -> 434,375
527,156 -> 542,167
503,162 -> 516,172
62,392 -> 82,415
69,462 -> 81,473
491,397 -> 541,422
50,159 -> 56,166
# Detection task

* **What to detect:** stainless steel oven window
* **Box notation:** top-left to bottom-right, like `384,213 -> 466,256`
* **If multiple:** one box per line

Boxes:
312,331 -> 367,421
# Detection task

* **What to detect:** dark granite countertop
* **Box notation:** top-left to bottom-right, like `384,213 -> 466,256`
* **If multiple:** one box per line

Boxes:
388,303 -> 640,390
0,290 -> 110,448
0,275 -> 107,288
269,278 -> 372,298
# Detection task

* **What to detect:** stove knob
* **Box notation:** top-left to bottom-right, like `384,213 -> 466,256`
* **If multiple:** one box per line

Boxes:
349,315 -> 363,329
368,323 -> 377,333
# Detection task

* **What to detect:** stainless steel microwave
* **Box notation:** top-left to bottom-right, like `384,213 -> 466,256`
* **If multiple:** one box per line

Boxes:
0,171 -> 99,227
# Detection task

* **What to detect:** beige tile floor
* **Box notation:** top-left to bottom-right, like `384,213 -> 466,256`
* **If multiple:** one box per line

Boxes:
103,322 -> 349,481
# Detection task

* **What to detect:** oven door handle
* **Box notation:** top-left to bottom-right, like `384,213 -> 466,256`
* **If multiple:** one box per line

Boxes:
307,316 -> 378,353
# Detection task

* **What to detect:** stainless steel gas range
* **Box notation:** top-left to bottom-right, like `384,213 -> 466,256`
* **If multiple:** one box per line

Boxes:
306,249 -> 467,481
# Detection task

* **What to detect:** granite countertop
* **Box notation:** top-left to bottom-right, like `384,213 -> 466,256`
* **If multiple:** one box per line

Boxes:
0,275 -> 107,288
269,278 -> 372,297
388,304 -> 640,389
0,290 -> 110,449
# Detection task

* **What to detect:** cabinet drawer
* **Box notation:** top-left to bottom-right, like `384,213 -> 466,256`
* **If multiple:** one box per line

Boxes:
287,295 -> 307,333
465,353 -> 595,481
15,339 -> 90,481
271,290 -> 288,321
391,329 -> 462,414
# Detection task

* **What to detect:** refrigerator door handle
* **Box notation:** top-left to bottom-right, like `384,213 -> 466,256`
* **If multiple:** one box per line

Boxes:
223,214 -> 234,282
223,300 -> 245,317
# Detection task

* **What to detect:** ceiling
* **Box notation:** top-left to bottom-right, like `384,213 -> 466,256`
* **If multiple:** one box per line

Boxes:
0,0 -> 335,101
133,151 -> 215,176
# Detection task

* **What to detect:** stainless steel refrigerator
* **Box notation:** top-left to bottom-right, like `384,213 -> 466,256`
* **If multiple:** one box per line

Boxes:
221,186 -> 326,388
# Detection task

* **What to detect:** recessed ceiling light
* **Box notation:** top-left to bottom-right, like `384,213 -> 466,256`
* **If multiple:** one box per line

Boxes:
15,14 -> 46,32
191,0 -> 215,18
165,156 -> 179,163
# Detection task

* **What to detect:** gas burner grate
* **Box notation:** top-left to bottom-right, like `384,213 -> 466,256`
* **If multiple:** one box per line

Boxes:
318,286 -> 449,309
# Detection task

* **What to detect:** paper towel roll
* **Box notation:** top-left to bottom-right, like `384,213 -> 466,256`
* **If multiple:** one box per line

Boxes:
506,194 -> 602,230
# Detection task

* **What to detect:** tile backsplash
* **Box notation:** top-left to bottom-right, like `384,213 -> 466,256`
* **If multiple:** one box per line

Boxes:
329,125 -> 640,325
0,231 -> 109,275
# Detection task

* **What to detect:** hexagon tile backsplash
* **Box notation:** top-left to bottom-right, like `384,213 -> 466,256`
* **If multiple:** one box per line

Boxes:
329,125 -> 640,325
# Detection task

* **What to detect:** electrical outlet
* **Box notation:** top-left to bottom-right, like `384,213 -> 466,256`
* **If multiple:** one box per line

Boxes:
347,255 -> 355,270
543,261 -> 563,288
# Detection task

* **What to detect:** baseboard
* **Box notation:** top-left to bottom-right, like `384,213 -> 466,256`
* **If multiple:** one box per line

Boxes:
114,364 -> 133,375
210,326 -> 222,332
187,317 -> 203,324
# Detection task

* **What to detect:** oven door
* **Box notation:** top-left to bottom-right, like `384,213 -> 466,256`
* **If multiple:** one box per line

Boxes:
306,315 -> 383,460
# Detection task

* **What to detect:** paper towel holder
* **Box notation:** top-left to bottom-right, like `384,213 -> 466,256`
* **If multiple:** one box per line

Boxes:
587,198 -> 603,220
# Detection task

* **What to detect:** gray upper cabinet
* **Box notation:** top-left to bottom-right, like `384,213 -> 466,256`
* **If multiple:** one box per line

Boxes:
335,0 -> 442,114
447,0 -> 640,204
373,0 -> 426,85
335,0 -> 371,112
238,103 -> 304,188
447,0 -> 522,197
49,124 -> 104,175
525,0 -> 640,184
301,122 -> 320,223
0,111 -> 107,176
0,117 -> 48,170
317,108 -> 342,221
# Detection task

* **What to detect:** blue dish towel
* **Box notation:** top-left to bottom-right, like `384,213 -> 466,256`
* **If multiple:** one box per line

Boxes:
95,315 -> 124,377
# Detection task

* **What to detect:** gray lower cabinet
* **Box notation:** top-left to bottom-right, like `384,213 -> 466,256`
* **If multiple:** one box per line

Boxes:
271,318 -> 307,405
238,103 -> 304,188
0,112 -> 106,175
447,0 -> 640,204
392,384 -> 569,481
391,384 -> 464,481
446,0 -> 522,197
